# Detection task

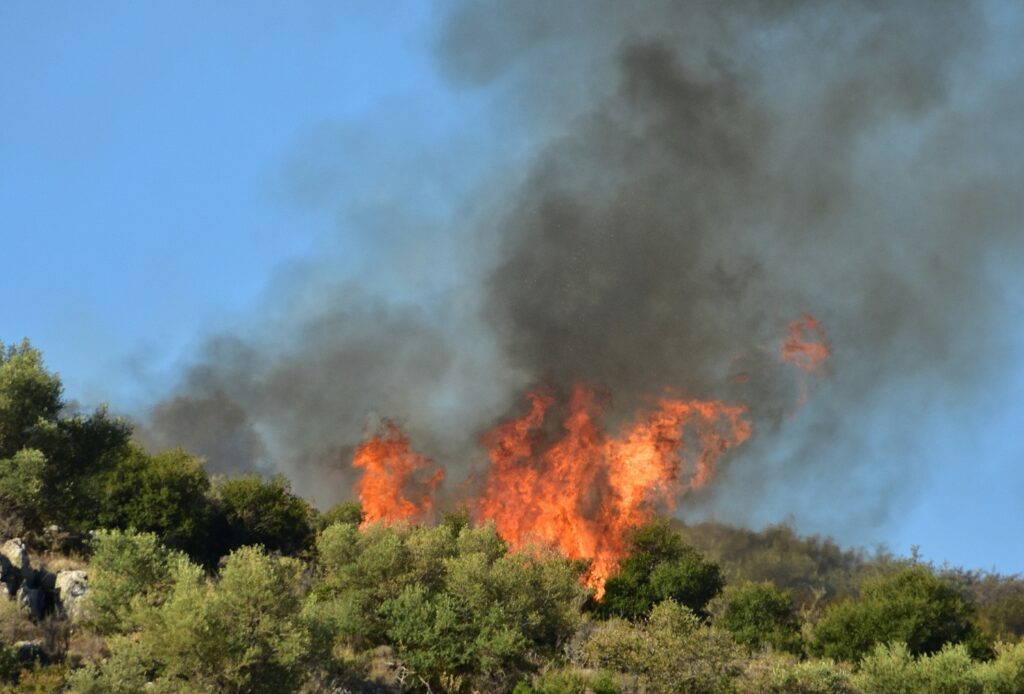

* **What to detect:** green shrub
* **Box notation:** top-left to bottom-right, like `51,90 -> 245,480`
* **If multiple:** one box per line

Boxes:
600,520 -> 724,619
713,581 -> 803,654
317,500 -> 363,529
0,340 -> 63,459
587,600 -> 743,693
854,642 -> 979,693
92,446 -> 212,555
740,652 -> 857,694
85,529 -> 185,633
811,566 -> 981,662
209,474 -> 316,560
72,546 -> 315,694
307,521 -> 587,692
975,640 -> 1024,693
513,668 -> 620,694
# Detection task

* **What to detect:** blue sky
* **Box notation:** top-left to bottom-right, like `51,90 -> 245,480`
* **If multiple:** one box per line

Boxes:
2,2 -> 1022,574
1,1 -> 480,404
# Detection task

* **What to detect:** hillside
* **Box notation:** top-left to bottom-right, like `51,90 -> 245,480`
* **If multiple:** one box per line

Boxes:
1,341 -> 1023,692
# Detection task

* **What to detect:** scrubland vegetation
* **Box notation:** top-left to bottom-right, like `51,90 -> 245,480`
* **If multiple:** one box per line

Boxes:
1,339 -> 1023,692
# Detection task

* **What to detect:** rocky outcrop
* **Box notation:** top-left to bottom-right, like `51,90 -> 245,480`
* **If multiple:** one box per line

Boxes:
1,538 -> 33,585
55,569 -> 89,622
0,537 -> 88,623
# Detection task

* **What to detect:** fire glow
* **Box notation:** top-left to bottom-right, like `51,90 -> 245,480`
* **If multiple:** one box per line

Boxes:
351,314 -> 829,598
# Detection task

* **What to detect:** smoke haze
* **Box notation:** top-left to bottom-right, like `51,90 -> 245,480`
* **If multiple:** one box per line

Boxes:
142,0 -> 1024,541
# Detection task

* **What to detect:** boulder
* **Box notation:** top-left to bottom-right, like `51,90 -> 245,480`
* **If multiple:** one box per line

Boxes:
55,569 -> 88,622
0,538 -> 33,585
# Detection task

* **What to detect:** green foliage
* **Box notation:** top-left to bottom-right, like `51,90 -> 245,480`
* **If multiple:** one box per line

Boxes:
0,448 -> 48,535
91,446 -> 212,555
961,572 -> 1024,643
0,340 -> 133,532
210,474 -> 316,560
855,642 -> 975,693
0,447 -> 47,507
71,546 -> 316,694
0,642 -> 19,685
317,500 -> 363,529
679,522 -> 871,605
713,581 -> 803,654
601,520 -> 724,619
739,652 -> 857,694
0,340 -> 63,459
975,641 -> 1024,692
308,521 -> 588,692
1,664 -> 69,693
85,529 -> 185,633
811,565 -> 982,662
513,669 -> 620,694
586,599 -> 743,693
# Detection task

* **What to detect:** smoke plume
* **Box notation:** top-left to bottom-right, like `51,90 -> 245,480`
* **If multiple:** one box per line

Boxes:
142,0 -> 1024,541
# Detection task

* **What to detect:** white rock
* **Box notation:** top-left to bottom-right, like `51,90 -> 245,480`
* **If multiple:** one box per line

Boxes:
55,569 -> 88,622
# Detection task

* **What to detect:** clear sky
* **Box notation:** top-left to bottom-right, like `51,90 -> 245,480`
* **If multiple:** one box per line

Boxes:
2,2 -> 1022,575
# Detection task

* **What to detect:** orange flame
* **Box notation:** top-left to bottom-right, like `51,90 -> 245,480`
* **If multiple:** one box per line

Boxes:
475,385 -> 751,597
781,313 -> 830,374
349,315 -> 830,597
352,421 -> 444,526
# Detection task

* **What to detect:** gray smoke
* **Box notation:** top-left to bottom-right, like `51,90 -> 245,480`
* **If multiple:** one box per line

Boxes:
143,0 -> 1024,539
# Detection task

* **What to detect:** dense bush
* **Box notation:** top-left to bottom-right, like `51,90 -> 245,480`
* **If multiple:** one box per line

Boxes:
586,599 -> 743,693
91,446 -> 212,555
307,520 -> 588,692
600,520 -> 724,619
316,499 -> 364,529
810,566 -> 982,662
207,474 -> 316,561
713,581 -> 803,654
0,341 -> 133,536
738,652 -> 857,694
84,529 -> 185,633
853,641 -> 1024,693
70,546 -> 316,693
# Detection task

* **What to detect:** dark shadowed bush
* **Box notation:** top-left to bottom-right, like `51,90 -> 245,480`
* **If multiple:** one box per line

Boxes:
600,520 -> 724,619
207,474 -> 316,561
92,446 -> 212,556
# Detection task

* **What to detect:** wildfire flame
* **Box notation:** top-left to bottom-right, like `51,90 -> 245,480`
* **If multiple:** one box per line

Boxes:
349,314 -> 828,598
353,421 -> 444,526
475,385 -> 750,597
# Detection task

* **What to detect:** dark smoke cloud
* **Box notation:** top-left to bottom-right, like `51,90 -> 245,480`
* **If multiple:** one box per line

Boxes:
144,0 -> 1024,540
438,0 -> 1024,538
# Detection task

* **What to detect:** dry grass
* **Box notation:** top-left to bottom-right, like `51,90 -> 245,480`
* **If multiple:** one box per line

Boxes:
35,551 -> 88,574
0,597 -> 41,643
66,627 -> 108,666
